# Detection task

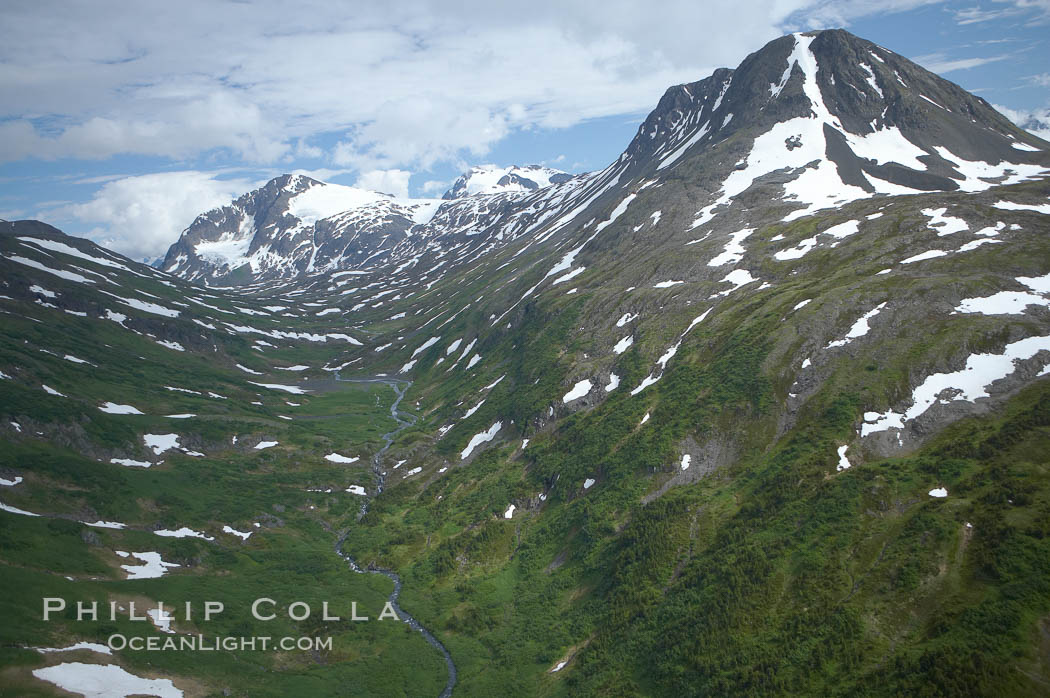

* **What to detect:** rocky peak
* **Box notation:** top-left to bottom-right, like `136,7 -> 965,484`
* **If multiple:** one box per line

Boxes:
442,165 -> 570,200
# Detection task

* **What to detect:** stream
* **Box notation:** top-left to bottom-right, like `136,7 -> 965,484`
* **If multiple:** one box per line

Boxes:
332,375 -> 457,698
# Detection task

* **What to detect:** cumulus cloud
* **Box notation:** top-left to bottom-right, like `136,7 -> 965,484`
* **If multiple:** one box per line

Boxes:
0,0 -> 939,172
421,179 -> 452,196
48,171 -> 258,261
354,169 -> 413,199
0,93 -> 286,162
993,103 -> 1050,141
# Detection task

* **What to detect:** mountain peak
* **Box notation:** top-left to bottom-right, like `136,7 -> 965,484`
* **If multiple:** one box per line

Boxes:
274,172 -> 317,191
619,29 -> 1048,225
442,164 -> 571,199
160,174 -> 429,283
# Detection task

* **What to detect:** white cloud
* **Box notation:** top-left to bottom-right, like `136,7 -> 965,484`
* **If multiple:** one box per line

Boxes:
0,0 -> 942,171
0,93 -> 286,162
1013,0 -> 1050,13
953,0 -> 1050,23
354,169 -> 412,198
289,167 -> 354,182
993,103 -> 1050,141
47,171 -> 257,261
421,179 -> 452,195
293,139 -> 324,159
0,207 -> 28,221
953,6 -> 1021,24
914,52 -> 1012,73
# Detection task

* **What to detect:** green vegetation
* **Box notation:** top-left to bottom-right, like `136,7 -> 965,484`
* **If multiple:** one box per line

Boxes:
2,179 -> 1050,696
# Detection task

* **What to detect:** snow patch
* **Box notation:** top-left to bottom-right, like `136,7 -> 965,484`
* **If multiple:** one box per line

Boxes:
715,269 -> 758,296
110,458 -> 151,468
120,551 -> 181,580
836,445 -> 852,471
36,642 -> 112,656
993,199 -> 1050,215
222,525 -> 253,541
708,228 -> 753,266
99,402 -> 143,415
922,207 -> 968,236
826,302 -> 886,348
32,663 -> 183,698
901,250 -> 948,264
0,501 -> 40,517
461,421 -> 502,460
616,313 -> 638,327
562,379 -> 592,403
144,434 -> 179,454
154,527 -> 213,541
247,382 -> 309,394
325,453 -> 359,464
862,334 -> 1050,438
955,291 -> 1050,316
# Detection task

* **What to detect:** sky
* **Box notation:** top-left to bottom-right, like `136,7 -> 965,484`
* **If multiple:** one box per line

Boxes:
1,0 -> 1048,262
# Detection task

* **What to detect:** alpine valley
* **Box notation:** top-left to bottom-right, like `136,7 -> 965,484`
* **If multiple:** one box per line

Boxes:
3,29 -> 1050,697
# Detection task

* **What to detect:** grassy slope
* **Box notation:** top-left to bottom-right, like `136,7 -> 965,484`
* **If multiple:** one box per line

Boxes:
3,179 -> 1050,696
0,288 -> 448,695
348,329 -> 1050,695
336,183 -> 1050,695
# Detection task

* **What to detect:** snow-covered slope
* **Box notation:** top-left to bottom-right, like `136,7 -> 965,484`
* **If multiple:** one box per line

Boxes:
619,30 -> 1048,227
162,175 -> 441,283
441,165 -> 571,199
162,166 -> 578,285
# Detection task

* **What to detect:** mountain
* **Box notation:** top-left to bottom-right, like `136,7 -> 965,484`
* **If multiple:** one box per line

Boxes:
161,173 -> 441,284
1015,106 -> 1050,141
4,28 -> 1050,697
160,167 -> 583,285
610,29 -> 1046,227
441,164 -> 571,199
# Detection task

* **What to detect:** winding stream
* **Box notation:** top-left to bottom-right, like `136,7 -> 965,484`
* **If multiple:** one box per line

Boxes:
332,375 -> 457,698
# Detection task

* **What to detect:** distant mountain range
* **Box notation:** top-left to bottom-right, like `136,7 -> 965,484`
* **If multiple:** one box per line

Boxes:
162,30 -> 1047,290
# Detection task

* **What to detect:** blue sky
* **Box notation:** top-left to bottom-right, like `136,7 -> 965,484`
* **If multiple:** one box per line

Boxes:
1,0 -> 1048,261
